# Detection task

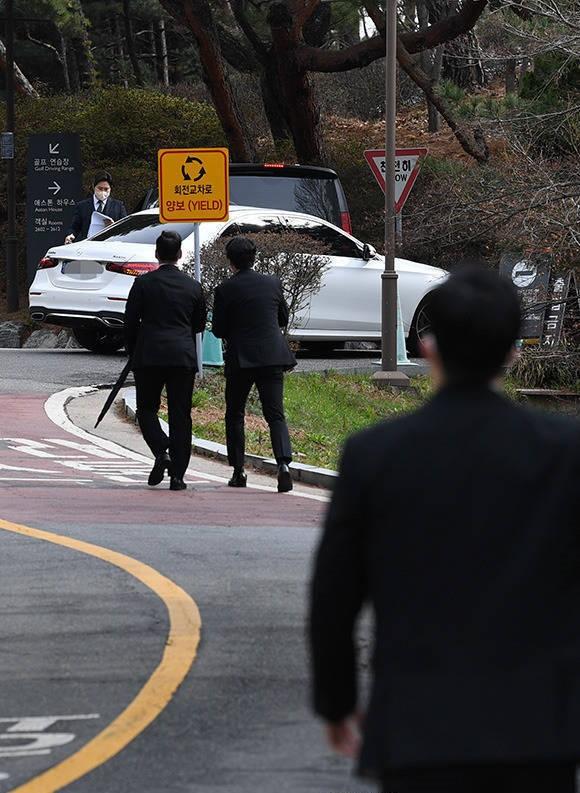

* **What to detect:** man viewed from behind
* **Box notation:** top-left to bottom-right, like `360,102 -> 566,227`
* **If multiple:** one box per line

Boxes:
125,230 -> 206,491
212,236 -> 296,493
310,268 -> 580,793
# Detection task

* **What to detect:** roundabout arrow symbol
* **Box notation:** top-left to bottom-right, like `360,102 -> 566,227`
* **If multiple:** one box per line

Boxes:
181,156 -> 205,181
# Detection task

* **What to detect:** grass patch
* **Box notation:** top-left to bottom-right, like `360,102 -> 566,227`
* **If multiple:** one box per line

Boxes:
169,370 -> 430,470
159,368 -> 579,472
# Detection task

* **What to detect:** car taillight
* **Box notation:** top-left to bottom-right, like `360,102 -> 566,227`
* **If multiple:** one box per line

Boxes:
264,162 -> 285,168
106,262 -> 159,277
38,257 -> 58,269
340,212 -> 352,235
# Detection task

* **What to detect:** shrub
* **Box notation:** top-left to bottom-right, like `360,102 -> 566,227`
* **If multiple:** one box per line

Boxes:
184,230 -> 330,331
510,345 -> 580,389
0,87 -> 223,289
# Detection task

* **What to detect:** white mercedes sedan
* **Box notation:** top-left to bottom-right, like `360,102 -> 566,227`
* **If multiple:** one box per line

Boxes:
29,207 -> 446,353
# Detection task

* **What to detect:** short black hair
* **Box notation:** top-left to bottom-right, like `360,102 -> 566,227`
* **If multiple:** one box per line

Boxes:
93,171 -> 113,187
156,230 -> 182,262
428,266 -> 521,385
225,236 -> 256,270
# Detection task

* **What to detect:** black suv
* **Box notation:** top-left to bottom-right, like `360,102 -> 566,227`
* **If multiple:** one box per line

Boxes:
135,163 -> 353,234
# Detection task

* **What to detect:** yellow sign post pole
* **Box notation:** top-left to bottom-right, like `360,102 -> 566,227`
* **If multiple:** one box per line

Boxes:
157,147 -> 229,378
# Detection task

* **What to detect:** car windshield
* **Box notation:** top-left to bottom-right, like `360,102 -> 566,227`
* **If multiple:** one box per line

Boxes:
230,175 -> 341,225
92,214 -> 197,244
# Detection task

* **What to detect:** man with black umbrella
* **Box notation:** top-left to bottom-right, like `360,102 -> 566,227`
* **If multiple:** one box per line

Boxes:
125,230 -> 206,491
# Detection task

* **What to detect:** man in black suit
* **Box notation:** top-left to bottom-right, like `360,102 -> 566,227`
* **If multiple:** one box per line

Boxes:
212,236 -> 296,493
65,171 -> 127,243
309,268 -> 580,793
125,230 -> 206,491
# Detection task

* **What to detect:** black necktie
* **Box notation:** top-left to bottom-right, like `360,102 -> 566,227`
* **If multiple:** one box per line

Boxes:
97,200 -> 103,213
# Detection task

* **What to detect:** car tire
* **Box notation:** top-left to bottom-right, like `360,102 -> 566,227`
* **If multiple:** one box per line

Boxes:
407,298 -> 432,358
72,328 -> 125,354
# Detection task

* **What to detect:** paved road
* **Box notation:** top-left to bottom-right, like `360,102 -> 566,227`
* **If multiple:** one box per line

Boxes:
0,347 -> 426,395
0,350 -> 376,793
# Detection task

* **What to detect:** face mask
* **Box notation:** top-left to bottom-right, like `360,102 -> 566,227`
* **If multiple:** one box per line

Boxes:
95,188 -> 110,201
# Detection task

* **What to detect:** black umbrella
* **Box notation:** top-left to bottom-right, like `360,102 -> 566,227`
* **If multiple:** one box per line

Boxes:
94,357 -> 133,428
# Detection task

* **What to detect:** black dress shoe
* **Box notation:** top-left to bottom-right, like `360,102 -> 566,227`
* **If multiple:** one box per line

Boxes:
277,463 -> 293,493
169,477 -> 187,491
228,468 -> 247,488
148,452 -> 172,486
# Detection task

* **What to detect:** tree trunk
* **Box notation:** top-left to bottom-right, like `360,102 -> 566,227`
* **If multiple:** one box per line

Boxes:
260,70 -> 291,146
0,37 -> 39,96
429,45 -> 445,132
58,29 -> 71,93
113,15 -> 129,88
398,38 -> 489,162
156,18 -> 170,87
159,0 -> 256,162
505,57 -> 517,93
71,0 -> 96,89
267,3 -> 325,164
69,43 -> 81,92
148,23 -> 159,83
443,30 -> 485,88
418,0 -> 447,133
122,0 -> 144,86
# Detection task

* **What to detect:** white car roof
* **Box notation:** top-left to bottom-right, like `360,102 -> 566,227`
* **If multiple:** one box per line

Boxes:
133,205 -> 323,222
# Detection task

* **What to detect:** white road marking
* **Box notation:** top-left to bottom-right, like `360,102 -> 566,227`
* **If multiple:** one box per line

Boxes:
45,439 -> 126,459
44,387 -> 330,503
0,714 -> 99,760
0,464 -> 60,474
0,477 -> 93,484
0,436 -> 151,486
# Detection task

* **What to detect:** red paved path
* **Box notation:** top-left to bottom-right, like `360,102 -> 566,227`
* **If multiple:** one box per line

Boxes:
0,395 -> 325,529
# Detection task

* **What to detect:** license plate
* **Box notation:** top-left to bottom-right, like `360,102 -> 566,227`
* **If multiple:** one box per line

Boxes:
61,260 -> 102,277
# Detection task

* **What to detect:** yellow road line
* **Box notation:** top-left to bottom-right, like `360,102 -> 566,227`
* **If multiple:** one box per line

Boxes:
0,518 -> 201,793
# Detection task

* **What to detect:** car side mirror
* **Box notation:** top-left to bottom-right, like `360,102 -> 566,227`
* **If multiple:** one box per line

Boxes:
362,243 -> 376,261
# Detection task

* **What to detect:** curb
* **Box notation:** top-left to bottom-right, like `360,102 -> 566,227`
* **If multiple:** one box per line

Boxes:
121,388 -> 337,490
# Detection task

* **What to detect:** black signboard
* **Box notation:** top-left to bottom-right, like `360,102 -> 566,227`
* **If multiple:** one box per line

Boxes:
26,133 -> 83,283
542,270 -> 580,348
499,251 -> 552,340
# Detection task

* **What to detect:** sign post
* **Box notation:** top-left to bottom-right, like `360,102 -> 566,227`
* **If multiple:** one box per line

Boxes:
26,134 -> 83,285
4,0 -> 18,310
157,147 -> 229,379
369,1 -> 410,389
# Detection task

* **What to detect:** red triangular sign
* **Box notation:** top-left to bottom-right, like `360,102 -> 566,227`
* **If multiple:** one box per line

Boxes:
364,148 -> 428,213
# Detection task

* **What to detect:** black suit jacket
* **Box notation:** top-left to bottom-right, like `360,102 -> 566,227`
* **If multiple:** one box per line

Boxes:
310,385 -> 580,776
68,196 -> 128,241
124,265 -> 207,370
211,269 -> 296,370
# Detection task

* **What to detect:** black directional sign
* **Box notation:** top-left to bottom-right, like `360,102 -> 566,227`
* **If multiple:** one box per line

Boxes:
26,134 -> 83,283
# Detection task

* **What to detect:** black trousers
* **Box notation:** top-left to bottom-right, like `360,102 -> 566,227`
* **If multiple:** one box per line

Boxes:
382,763 -> 576,793
134,366 -> 195,480
224,365 -> 292,470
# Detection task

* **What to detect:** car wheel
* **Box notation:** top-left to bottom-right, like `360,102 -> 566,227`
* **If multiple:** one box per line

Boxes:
72,328 -> 125,354
407,299 -> 432,358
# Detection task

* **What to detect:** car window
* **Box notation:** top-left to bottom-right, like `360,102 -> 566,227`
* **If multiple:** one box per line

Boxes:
219,217 -> 284,237
92,214 -> 197,244
282,217 -> 364,258
230,175 -> 341,225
